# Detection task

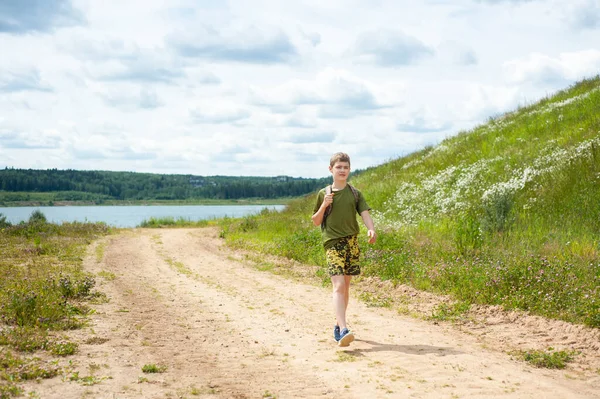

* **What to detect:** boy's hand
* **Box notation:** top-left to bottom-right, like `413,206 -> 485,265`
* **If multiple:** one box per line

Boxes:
322,192 -> 334,208
367,229 -> 377,244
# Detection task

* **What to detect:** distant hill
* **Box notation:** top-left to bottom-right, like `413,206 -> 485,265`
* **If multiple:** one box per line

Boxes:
0,169 -> 330,202
220,76 -> 600,327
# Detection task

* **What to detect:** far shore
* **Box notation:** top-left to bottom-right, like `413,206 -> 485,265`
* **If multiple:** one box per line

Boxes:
0,198 -> 293,207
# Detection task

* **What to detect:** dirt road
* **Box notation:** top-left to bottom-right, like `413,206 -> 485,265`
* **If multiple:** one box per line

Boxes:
24,228 -> 600,398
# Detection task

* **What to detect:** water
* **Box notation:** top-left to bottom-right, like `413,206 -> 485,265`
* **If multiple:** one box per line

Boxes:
0,205 -> 286,228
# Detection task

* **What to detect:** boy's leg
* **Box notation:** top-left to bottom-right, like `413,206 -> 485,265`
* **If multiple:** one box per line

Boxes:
344,275 -> 351,312
331,275 -> 348,329
336,275 -> 355,346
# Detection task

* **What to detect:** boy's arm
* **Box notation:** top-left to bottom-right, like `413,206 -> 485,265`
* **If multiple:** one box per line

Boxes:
312,191 -> 334,226
360,210 -> 377,244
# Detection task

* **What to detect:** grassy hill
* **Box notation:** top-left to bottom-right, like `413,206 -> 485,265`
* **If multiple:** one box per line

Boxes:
219,76 -> 600,328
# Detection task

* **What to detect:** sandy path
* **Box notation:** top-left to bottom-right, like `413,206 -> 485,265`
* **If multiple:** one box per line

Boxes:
22,228 -> 599,398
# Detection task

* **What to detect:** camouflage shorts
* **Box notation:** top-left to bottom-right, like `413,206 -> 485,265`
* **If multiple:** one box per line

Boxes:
326,235 -> 360,276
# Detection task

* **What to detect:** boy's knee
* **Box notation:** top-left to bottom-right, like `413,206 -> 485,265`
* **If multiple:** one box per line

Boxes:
331,278 -> 346,293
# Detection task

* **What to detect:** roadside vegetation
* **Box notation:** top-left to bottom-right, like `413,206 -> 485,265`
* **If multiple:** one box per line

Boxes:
138,217 -> 212,228
512,348 -> 577,369
219,76 -> 600,328
0,211 -> 110,397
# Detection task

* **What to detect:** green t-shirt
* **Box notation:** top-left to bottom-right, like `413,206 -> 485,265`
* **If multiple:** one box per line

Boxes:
313,184 -> 371,249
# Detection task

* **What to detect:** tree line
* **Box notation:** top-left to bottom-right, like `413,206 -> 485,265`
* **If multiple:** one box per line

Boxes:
0,168 -> 332,200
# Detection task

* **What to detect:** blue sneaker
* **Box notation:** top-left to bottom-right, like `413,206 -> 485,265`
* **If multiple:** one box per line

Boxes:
338,328 -> 354,347
333,325 -> 341,342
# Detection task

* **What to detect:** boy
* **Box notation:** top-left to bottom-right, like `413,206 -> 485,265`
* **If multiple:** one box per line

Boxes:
312,152 -> 376,347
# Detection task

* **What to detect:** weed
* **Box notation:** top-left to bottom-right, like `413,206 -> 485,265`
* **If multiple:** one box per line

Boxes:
141,363 -> 167,373
514,348 -> 577,369
165,258 -> 192,275
334,351 -> 357,362
0,213 -> 11,228
259,348 -> 276,358
358,291 -> 392,308
97,270 -> 115,281
138,217 -> 210,228
0,327 -> 48,352
88,363 -> 105,374
0,350 -> 60,383
0,383 -> 22,398
69,371 -> 107,386
94,242 -> 106,263
51,340 -> 78,356
429,302 -> 471,322
239,216 -> 258,232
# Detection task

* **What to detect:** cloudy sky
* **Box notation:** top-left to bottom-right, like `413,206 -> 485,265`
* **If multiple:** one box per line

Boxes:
1,0 -> 599,178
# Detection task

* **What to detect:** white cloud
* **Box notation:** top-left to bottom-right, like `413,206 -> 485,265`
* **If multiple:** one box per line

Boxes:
167,25 -> 298,64
81,52 -> 187,84
504,50 -> 600,85
0,0 -> 84,34
189,102 -> 252,124
0,69 -> 53,92
437,41 -> 478,66
351,29 -> 435,66
565,0 -> 600,30
0,126 -> 62,149
251,68 -> 387,117
99,86 -> 163,110
287,131 -> 337,144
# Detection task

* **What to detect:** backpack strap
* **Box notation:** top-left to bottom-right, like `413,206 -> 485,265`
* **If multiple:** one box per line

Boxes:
347,184 -> 359,211
321,185 -> 333,231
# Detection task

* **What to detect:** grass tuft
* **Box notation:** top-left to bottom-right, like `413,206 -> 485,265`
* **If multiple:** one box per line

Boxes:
138,217 -> 210,228
141,363 -> 167,373
514,348 -> 577,369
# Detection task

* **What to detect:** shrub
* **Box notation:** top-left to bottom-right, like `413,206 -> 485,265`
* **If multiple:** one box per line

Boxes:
480,191 -> 513,233
0,213 -> 11,228
454,212 -> 483,254
28,210 -> 47,224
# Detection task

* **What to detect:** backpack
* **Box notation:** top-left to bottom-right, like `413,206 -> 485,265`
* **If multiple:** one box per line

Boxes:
321,184 -> 359,231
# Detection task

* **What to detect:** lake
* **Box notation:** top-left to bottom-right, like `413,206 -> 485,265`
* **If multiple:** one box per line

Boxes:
0,205 -> 286,228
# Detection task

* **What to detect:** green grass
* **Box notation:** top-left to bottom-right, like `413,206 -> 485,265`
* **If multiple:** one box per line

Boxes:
68,371 -> 107,386
429,302 -> 471,322
334,351 -> 358,362
138,216 -> 211,228
218,76 -> 600,328
0,211 -> 110,396
513,348 -> 577,369
141,363 -> 167,373
0,349 -> 61,397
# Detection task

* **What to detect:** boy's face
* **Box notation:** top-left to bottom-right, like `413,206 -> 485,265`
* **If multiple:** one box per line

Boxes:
329,161 -> 350,181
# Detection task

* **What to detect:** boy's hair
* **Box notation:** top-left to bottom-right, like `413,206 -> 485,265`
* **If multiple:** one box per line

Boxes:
330,152 -> 351,167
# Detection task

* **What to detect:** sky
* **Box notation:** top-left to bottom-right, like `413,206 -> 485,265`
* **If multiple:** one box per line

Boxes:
0,0 -> 599,178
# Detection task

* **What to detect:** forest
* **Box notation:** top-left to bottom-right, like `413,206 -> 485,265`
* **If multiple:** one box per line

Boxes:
0,168 -> 332,201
